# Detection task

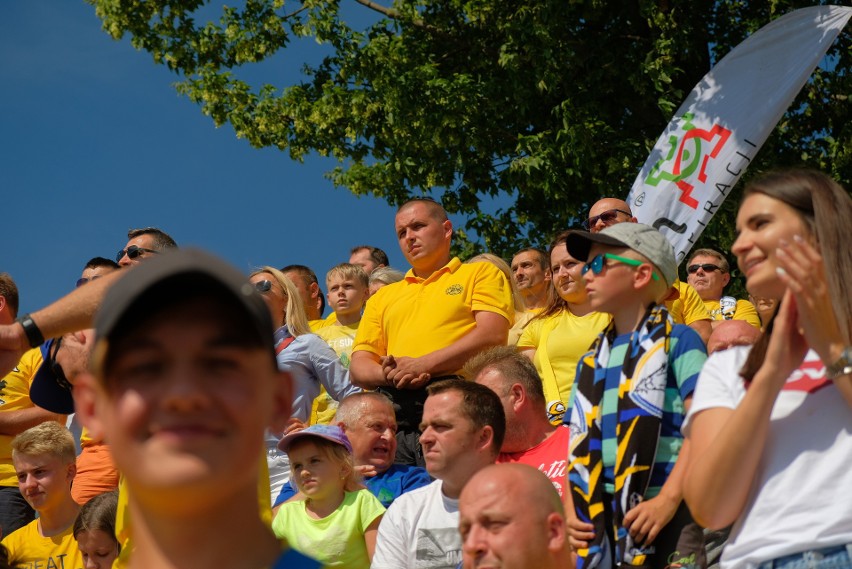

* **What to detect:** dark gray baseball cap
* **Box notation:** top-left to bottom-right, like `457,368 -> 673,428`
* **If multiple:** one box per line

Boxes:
91,248 -> 276,376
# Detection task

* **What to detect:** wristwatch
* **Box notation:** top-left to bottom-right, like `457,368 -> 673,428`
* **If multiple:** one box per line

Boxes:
825,347 -> 852,380
14,313 -> 45,348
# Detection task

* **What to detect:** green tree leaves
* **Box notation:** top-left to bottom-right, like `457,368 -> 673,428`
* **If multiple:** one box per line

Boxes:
89,0 -> 851,266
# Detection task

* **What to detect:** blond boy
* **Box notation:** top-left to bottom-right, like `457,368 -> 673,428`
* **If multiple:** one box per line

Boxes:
318,263 -> 370,363
1,421 -> 83,569
310,264 -> 371,425
563,224 -> 707,568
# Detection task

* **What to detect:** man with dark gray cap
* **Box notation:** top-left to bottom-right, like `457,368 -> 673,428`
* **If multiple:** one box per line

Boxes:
73,248 -> 319,569
561,224 -> 707,569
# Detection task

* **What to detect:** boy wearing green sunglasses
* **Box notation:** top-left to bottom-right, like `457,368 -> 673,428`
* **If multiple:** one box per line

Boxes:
562,223 -> 708,569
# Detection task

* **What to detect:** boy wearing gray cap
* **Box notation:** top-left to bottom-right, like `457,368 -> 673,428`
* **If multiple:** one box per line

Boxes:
563,224 -> 707,569
73,249 -> 319,569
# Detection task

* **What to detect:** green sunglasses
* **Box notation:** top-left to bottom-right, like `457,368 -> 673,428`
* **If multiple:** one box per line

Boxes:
582,253 -> 660,281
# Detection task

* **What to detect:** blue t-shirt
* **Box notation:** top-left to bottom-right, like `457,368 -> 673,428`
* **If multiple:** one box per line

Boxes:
271,547 -> 322,568
274,464 -> 432,508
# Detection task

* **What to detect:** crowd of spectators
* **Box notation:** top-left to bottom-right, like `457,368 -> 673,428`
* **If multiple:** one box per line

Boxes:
0,168 -> 850,569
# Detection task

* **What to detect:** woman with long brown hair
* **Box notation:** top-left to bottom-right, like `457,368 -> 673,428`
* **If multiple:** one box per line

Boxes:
684,170 -> 852,568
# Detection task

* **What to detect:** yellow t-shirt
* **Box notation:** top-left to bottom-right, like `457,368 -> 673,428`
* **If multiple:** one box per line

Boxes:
666,280 -> 710,325
508,309 -> 539,346
315,322 -> 360,369
517,310 -> 611,425
1,518 -> 83,569
703,298 -> 762,328
311,322 -> 360,424
353,258 -> 513,371
0,348 -> 43,487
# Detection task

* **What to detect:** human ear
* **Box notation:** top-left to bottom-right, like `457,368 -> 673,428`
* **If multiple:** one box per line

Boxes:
72,373 -> 105,441
546,512 -> 567,552
268,370 -> 294,433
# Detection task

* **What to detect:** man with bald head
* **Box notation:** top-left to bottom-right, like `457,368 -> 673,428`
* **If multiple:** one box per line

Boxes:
351,197 -> 513,466
459,463 -> 573,569
584,198 -> 712,343
706,319 -> 761,355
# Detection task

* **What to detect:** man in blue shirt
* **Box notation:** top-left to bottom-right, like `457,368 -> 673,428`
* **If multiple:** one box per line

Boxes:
274,392 -> 431,508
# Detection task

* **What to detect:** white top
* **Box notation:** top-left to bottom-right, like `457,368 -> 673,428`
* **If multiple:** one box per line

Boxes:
371,480 -> 462,569
685,347 -> 852,568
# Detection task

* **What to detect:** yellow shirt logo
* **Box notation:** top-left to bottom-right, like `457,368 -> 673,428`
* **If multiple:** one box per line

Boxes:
445,284 -> 463,295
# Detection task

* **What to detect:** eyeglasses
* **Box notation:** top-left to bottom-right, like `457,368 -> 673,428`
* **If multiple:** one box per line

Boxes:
116,245 -> 159,263
47,337 -> 73,392
75,275 -> 103,288
687,263 -> 723,274
582,208 -> 632,230
254,280 -> 273,293
582,253 -> 660,281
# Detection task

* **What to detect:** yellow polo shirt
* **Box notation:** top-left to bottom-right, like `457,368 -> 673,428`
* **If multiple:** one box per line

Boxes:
666,280 -> 710,325
0,348 -> 43,487
703,298 -> 762,328
353,258 -> 513,371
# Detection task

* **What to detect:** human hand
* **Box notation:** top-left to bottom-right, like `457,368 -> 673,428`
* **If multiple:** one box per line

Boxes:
565,514 -> 595,551
776,236 -> 845,365
760,290 -> 808,390
283,418 -> 308,435
622,494 -> 679,546
356,464 -> 378,478
385,356 -> 431,389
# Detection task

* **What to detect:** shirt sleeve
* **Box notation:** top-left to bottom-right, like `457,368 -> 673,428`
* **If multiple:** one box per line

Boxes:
469,262 -> 514,324
516,316 -> 543,350
305,334 -> 361,401
682,346 -> 748,435
370,499 -> 409,569
669,324 -> 708,401
358,491 -> 387,531
353,286 -> 390,357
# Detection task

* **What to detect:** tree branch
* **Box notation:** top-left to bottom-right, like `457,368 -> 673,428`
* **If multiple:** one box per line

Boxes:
351,0 -> 433,30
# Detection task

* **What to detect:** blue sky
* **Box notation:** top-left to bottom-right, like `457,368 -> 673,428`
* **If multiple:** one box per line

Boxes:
1,2 -> 432,315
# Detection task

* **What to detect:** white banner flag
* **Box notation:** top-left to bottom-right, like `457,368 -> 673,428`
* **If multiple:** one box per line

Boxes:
627,5 -> 852,263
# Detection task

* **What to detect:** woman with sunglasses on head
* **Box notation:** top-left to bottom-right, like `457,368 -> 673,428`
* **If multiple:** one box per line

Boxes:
248,267 -> 360,503
684,170 -> 852,569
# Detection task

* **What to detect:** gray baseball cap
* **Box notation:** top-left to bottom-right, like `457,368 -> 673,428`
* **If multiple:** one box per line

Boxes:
92,248 -> 276,376
564,224 -> 678,287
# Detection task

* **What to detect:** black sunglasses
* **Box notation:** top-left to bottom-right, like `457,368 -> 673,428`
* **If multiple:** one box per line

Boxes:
75,275 -> 103,288
687,263 -> 723,274
116,245 -> 159,263
582,208 -> 632,230
254,280 -> 273,293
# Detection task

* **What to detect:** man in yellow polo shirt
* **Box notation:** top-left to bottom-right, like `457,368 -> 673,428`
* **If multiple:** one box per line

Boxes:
351,198 -> 514,466
686,248 -> 761,329
585,197 -> 712,343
